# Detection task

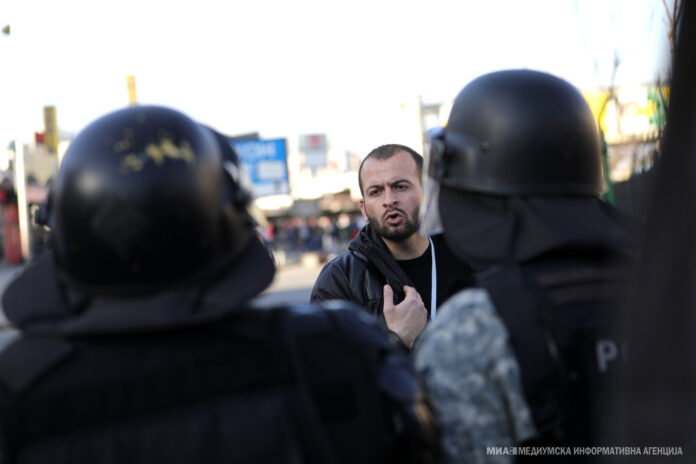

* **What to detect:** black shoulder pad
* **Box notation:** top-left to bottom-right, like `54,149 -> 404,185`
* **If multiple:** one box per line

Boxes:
0,336 -> 74,394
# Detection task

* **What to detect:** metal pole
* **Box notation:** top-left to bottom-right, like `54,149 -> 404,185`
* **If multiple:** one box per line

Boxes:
14,140 -> 31,262
3,24 -> 31,262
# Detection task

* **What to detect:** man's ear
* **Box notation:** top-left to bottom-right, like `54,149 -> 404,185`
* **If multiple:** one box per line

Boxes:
359,199 -> 368,221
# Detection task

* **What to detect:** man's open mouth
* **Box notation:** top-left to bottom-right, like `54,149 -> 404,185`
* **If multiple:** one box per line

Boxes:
385,210 -> 403,224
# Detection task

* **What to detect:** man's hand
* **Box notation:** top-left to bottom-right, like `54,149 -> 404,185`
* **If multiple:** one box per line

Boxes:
383,285 -> 427,348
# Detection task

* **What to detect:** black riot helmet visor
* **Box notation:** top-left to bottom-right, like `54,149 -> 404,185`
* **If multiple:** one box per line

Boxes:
419,126 -> 485,236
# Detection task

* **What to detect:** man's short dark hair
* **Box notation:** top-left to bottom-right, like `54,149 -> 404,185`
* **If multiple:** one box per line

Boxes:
358,144 -> 423,196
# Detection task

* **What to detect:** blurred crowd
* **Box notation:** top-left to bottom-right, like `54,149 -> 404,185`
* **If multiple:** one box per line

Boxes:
259,213 -> 366,263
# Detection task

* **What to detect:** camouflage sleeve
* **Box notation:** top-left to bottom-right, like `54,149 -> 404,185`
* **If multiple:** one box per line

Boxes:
414,289 -> 537,463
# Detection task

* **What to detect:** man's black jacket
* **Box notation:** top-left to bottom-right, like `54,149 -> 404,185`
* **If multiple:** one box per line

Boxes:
310,224 -> 474,324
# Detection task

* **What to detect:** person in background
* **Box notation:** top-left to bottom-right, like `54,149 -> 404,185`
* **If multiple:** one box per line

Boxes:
0,106 -> 433,464
311,144 -> 475,350
414,70 -> 637,462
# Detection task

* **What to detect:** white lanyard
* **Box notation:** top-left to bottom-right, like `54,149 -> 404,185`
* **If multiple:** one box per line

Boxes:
428,235 -> 437,319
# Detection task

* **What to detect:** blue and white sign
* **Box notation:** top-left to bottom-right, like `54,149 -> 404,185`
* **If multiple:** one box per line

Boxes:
228,138 -> 290,197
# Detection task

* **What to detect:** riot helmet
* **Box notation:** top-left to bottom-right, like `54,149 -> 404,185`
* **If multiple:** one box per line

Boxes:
47,105 -> 255,292
420,70 -> 604,236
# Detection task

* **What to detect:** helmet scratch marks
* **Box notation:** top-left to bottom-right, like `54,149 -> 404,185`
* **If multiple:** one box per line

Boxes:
120,138 -> 196,172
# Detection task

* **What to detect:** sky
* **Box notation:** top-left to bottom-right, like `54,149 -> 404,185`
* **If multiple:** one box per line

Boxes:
0,0 -> 671,158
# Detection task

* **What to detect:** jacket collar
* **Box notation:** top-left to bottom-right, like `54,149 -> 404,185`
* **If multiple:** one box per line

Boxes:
348,224 -> 414,301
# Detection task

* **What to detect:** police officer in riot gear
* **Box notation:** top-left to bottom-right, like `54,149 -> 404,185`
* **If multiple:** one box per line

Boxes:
0,106 -> 432,464
414,70 -> 637,462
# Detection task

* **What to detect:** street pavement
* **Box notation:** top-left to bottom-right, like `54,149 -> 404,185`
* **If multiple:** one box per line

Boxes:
255,255 -> 324,306
0,257 -> 324,328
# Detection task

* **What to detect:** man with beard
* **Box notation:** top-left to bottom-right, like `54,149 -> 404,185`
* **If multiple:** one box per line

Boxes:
311,144 -> 475,350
